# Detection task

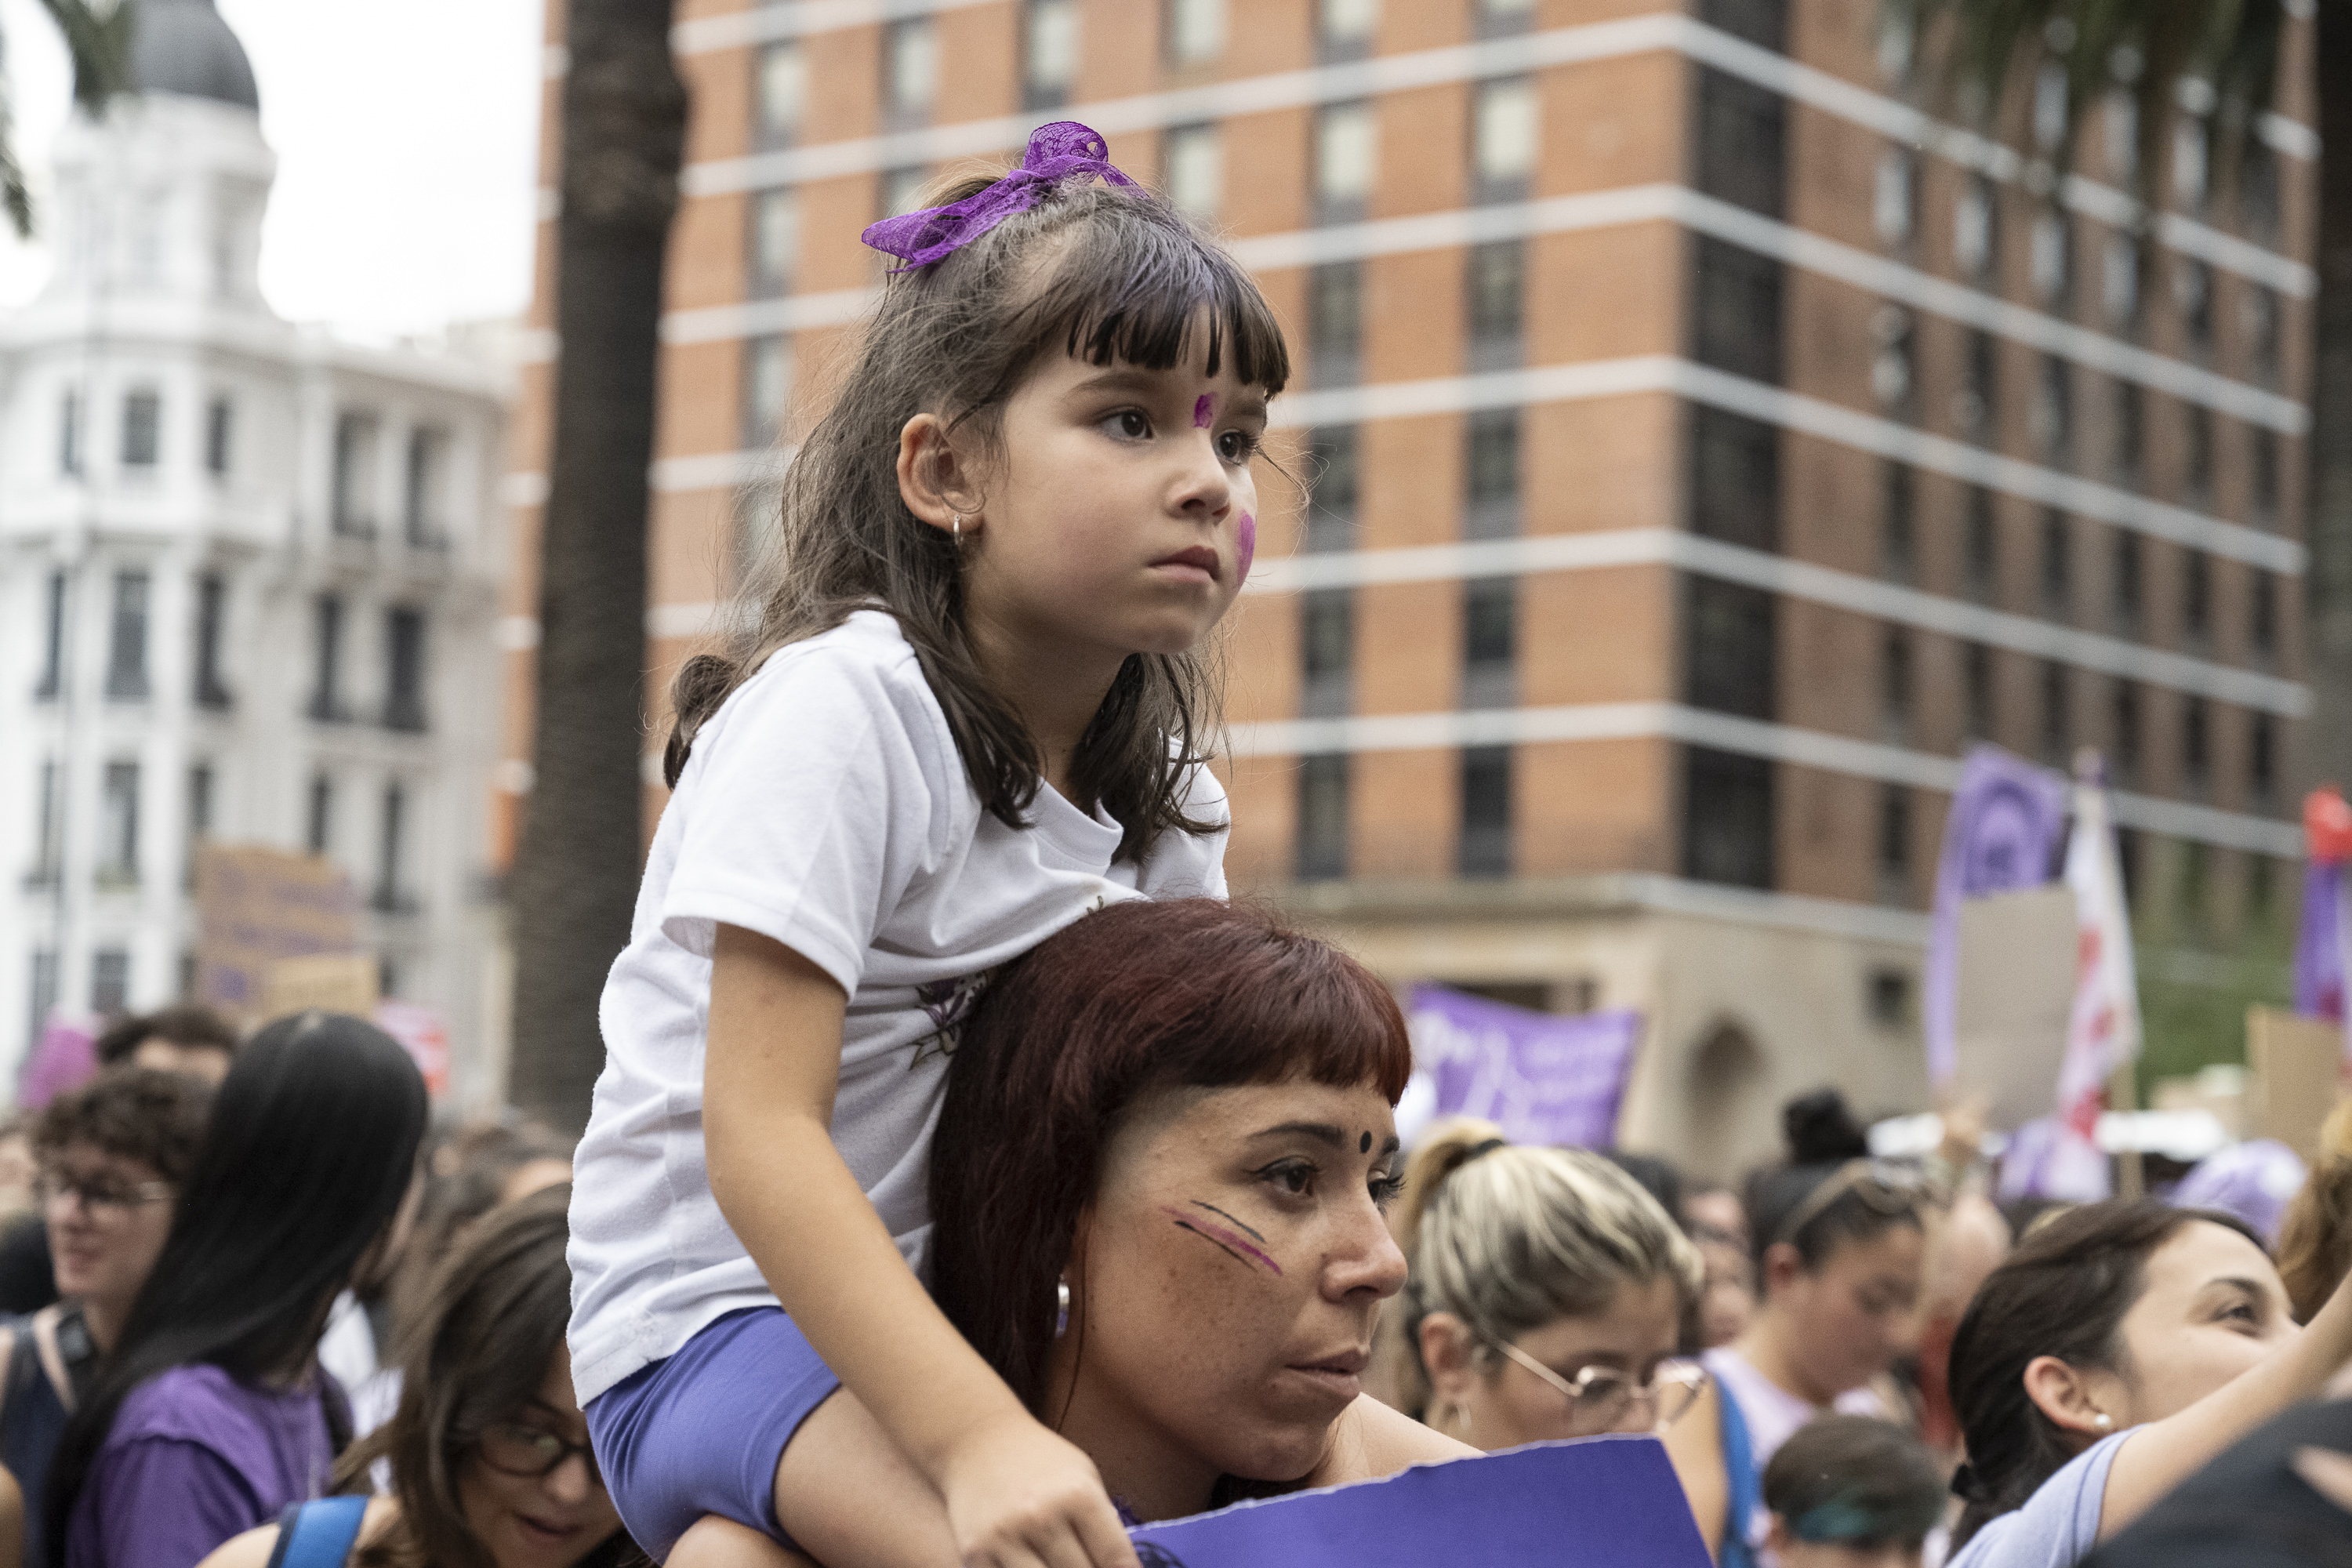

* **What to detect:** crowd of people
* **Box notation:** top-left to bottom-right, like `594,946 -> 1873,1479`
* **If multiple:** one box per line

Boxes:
16,120 -> 2352,1568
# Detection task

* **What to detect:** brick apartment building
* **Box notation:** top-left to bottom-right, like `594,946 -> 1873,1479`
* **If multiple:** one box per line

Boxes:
503,0 -> 2318,1172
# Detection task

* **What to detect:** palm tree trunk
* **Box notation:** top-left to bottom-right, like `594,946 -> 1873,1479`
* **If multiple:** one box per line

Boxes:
509,0 -> 685,1131
2307,9 -> 2352,793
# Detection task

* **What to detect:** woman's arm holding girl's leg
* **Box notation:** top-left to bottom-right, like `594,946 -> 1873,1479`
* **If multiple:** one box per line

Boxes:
707,924 -> 1138,1568
2096,1261 -> 2352,1541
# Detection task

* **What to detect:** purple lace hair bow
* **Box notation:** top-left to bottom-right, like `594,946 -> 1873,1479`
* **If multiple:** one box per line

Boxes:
860,121 -> 1137,271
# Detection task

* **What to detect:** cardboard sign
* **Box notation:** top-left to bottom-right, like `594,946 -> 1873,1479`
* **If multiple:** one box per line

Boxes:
262,954 -> 381,1022
1952,886 -> 2078,1133
1128,1439 -> 1711,1567
2246,1006 -> 2347,1161
1406,987 -> 1642,1149
194,844 -> 361,1023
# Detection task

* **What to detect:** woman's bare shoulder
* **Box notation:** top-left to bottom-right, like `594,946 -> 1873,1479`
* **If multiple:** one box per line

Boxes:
197,1499 -> 402,1568
1308,1394 -> 1479,1489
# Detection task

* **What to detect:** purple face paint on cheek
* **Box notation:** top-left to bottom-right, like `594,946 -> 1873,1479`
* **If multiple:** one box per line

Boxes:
1160,1204 -> 1283,1275
1236,512 -> 1256,586
1193,394 -> 1216,428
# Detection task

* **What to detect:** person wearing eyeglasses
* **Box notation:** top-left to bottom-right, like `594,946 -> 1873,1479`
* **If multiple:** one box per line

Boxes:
1374,1117 -> 1708,1463
198,1185 -> 630,1568
0,1069 -> 212,1568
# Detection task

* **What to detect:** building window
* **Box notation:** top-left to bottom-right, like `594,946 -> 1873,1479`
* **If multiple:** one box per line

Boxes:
59,390 -> 81,477
749,188 -> 800,297
1464,408 -> 1520,539
2173,112 -> 2211,210
2111,381 -> 2143,485
1471,77 -> 1538,201
1954,178 -> 1996,280
186,762 -> 212,887
877,166 -> 931,221
2252,570 -> 2278,662
27,951 -> 58,1048
2252,427 -> 2281,527
2176,257 -> 2213,354
1299,590 -> 1354,717
1693,237 -> 1783,385
1700,0 -> 1788,50
1313,101 -> 1377,223
1867,966 -> 1913,1025
121,390 -> 161,470
1957,330 -> 1995,441
2039,509 -> 2071,616
1465,239 -> 1525,370
375,781 -> 408,912
1880,626 -> 1912,742
2182,695 -> 2210,790
2030,208 -> 2070,303
1461,577 -> 1516,710
1694,70 -> 1786,219
99,760 -> 139,885
2183,550 -> 2211,646
1689,405 -> 1779,552
194,572 -> 232,709
884,18 -> 938,123
30,760 -> 61,885
34,569 -> 66,700
1875,783 -> 1910,902
91,950 -> 130,1016
2031,60 -> 2070,151
2252,711 -> 2278,807
2103,234 -> 2140,328
2113,679 -> 2142,782
1685,577 -> 1776,720
105,570 -> 150,700
1305,261 -> 1363,387
2184,405 -> 2214,507
310,593 -> 347,723
205,396 -> 233,477
1871,304 -> 1916,417
1458,746 -> 1512,878
2111,532 -> 2143,637
1167,0 -> 1225,62
1306,426 -> 1359,551
2241,140 -> 2281,242
307,773 -> 334,856
1881,463 -> 1916,583
2032,354 -> 2072,460
1477,0 -> 1536,35
1683,747 -> 1773,890
332,412 -> 377,537
1163,123 -> 1221,219
743,334 -> 793,448
2039,660 -> 2070,762
404,428 -> 448,548
1318,0 -> 1378,61
2244,285 -> 2280,383
755,40 -> 807,144
385,608 -> 427,732
1295,754 -> 1350,880
1873,151 -> 1915,245
1963,488 -> 1997,603
1963,643 -> 1994,739
1022,0 -> 1079,109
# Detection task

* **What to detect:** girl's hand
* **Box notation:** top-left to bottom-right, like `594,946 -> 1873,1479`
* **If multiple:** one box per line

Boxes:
940,1414 -> 1142,1568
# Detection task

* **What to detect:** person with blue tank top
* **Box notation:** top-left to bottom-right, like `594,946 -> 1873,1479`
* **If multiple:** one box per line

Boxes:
197,1185 -> 630,1568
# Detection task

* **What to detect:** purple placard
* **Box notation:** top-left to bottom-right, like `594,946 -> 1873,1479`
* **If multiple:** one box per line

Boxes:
1127,1438 -> 1711,1567
18,1009 -> 96,1110
1925,745 -> 2069,1087
2295,858 -> 2345,1022
1407,987 -> 1641,1149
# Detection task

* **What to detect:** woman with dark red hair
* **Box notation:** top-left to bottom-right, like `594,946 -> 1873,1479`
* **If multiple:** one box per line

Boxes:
673,899 -> 1471,1565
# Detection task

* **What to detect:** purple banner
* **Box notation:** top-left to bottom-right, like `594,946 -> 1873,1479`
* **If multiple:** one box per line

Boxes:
1128,1439 -> 1711,1567
1406,986 -> 1641,1149
2295,858 -> 2346,1022
1926,745 -> 2069,1087
19,1010 -> 96,1110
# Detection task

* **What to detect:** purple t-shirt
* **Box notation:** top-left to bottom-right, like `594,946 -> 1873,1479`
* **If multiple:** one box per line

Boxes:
64,1363 -> 341,1568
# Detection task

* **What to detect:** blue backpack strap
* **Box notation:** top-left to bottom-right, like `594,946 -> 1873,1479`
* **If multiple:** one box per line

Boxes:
260,1497 -> 370,1568
1715,1385 -> 1763,1568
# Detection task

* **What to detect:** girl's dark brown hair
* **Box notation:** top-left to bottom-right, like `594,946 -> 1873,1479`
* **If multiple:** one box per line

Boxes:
339,1182 -> 633,1568
929,898 -> 1412,1410
1947,1199 -> 2267,1552
665,171 -> 1290,862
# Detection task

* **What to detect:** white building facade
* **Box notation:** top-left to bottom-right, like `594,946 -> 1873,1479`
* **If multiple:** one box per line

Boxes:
0,0 -> 509,1096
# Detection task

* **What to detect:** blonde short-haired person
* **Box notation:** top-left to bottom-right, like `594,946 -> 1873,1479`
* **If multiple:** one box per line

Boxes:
1380,1120 -> 1708,1462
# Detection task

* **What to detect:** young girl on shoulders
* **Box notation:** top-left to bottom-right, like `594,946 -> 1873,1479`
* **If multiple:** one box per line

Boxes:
565,123 -> 1287,1568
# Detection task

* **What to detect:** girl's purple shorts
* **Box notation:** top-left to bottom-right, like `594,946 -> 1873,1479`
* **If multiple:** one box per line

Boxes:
583,1306 -> 841,1555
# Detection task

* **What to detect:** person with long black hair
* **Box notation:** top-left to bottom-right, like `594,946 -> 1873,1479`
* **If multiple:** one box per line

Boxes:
48,1011 -> 430,1568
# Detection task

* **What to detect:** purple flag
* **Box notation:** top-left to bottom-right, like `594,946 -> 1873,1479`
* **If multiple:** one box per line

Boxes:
2295,859 -> 2346,1022
19,1009 -> 96,1109
1926,745 -> 2069,1087
1128,1439 -> 1711,1567
1405,986 -> 1641,1149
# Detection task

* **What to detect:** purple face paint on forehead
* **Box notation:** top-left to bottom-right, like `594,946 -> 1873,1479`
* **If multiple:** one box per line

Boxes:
1236,512 -> 1256,587
1193,394 -> 1216,428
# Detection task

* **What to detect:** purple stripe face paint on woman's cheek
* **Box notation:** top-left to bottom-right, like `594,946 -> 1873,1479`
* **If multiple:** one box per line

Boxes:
1160,1204 -> 1283,1275
1193,394 -> 1216,428
1236,512 -> 1256,586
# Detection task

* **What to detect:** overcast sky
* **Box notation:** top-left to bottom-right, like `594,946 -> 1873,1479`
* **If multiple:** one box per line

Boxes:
0,0 -> 543,343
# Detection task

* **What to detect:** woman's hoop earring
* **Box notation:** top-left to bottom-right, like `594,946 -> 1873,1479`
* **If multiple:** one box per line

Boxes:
2093,1412 -> 2113,1431
1054,1276 -> 1071,1339
950,511 -> 964,543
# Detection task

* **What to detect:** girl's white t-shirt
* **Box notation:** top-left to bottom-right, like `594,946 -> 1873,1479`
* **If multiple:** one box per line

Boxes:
565,610 -> 1229,1405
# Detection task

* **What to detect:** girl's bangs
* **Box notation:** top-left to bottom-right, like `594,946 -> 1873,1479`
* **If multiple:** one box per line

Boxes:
1029,209 -> 1290,394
